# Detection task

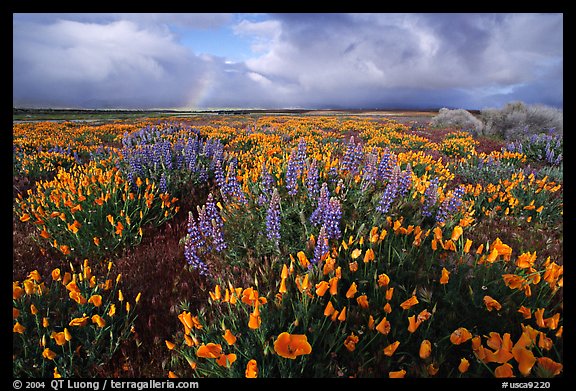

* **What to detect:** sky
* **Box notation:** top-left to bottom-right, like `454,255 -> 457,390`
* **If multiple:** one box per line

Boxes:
13,13 -> 563,110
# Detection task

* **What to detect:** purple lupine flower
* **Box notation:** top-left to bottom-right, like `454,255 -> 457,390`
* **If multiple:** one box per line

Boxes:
266,188 -> 281,246
296,138 -> 307,173
211,218 -> 227,252
224,159 -> 247,204
258,162 -> 275,206
306,159 -> 320,199
376,165 -> 400,215
340,137 -> 363,176
205,193 -> 223,228
323,197 -> 342,240
285,149 -> 299,195
184,212 -> 210,276
422,177 -> 439,218
436,185 -> 465,223
310,182 -> 330,226
159,172 -> 168,193
398,164 -> 413,197
214,160 -> 226,189
196,205 -> 213,252
377,150 -> 398,183
313,225 -> 330,264
361,151 -> 379,191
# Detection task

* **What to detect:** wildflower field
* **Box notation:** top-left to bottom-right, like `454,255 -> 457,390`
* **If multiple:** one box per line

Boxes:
13,113 -> 563,379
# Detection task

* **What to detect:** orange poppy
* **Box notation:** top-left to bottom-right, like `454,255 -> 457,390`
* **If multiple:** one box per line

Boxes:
463,239 -> 473,253
376,317 -> 391,335
329,276 -> 339,296
407,315 -> 421,333
13,321 -> 25,334
538,332 -> 553,351
223,329 -> 237,345
216,353 -> 237,367
384,341 -> 400,356
13,308 -> 19,319
356,295 -> 369,309
196,343 -> 223,359
483,296 -> 502,311
486,248 -> 499,263
349,261 -> 358,272
494,363 -> 514,378
400,295 -> 419,310
383,303 -> 392,314
324,301 -> 335,317
516,252 -> 536,269
388,369 -> 406,378
364,248 -> 375,263
378,273 -> 390,287
345,282 -> 357,298
536,357 -> 562,377
168,371 -> 178,378
42,348 -> 57,360
440,267 -> 450,285
13,283 -> 24,300
450,327 -> 472,345
368,315 -> 375,330
245,359 -> 258,378
337,306 -> 347,322
69,291 -> 87,305
419,340 -> 432,359
165,340 -> 176,350
385,287 -> 394,301
91,315 -> 106,328
88,295 -> 102,307
512,345 -> 536,376
297,251 -> 310,268
517,306 -> 531,319
51,331 -> 66,346
273,332 -> 312,359
343,333 -> 359,352
544,313 -> 560,330
534,308 -> 545,328
248,307 -> 261,329
502,274 -> 526,290
351,248 -> 362,259
69,316 -> 89,327
458,358 -> 470,373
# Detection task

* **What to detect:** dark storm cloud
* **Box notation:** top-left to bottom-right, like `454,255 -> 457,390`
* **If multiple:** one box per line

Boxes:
13,13 -> 563,109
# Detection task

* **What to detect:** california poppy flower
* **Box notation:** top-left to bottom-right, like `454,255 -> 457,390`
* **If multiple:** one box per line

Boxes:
168,371 -> 178,378
450,327 -> 472,345
223,329 -> 237,345
297,251 -> 310,268
536,357 -> 563,377
349,261 -> 358,272
245,359 -> 258,378
458,358 -> 470,373
388,369 -> 406,378
407,315 -> 421,333
483,296 -> 502,311
419,340 -> 432,359
400,295 -> 419,310
165,340 -> 176,350
384,341 -> 400,356
345,282 -> 357,298
42,348 -> 57,360
440,267 -> 450,285
273,332 -> 312,359
364,248 -> 375,262
324,301 -> 335,317
378,273 -> 390,287
383,303 -> 392,314
356,295 -> 369,309
427,363 -> 439,376
329,276 -> 339,296
337,306 -> 347,322
88,295 -> 102,307
512,345 -> 536,376
216,353 -> 237,367
92,314 -> 106,328
517,306 -> 532,319
344,333 -> 359,352
51,332 -> 66,346
385,287 -> 394,301
494,363 -> 514,378
544,313 -> 560,330
516,252 -> 536,269
248,304 -> 261,329
196,343 -> 223,359
13,283 -> 24,300
69,316 -> 89,327
534,308 -> 546,328
464,239 -> 473,253
13,321 -> 25,334
376,317 -> 391,335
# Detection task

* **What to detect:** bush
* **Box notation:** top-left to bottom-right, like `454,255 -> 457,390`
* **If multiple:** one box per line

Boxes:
430,108 -> 484,136
480,102 -> 563,141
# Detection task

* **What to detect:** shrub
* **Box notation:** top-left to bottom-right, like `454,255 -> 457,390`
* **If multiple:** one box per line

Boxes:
13,260 -> 140,377
480,102 -> 563,141
430,108 -> 484,136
